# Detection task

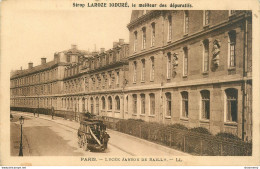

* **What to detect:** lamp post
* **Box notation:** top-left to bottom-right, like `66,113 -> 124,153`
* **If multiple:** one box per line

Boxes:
19,116 -> 24,156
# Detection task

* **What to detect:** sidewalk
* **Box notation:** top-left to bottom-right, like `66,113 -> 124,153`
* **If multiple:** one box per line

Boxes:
12,111 -> 190,156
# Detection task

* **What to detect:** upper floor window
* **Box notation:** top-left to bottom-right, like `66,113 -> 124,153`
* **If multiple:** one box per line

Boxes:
168,15 -> 172,41
140,94 -> 145,114
225,88 -> 238,122
181,91 -> 189,118
183,47 -> 188,76
141,59 -> 145,82
167,52 -> 171,79
228,30 -> 236,68
133,61 -> 137,83
201,90 -> 210,120
203,10 -> 210,26
184,11 -> 189,34
142,27 -> 146,50
203,39 -> 209,72
151,23 -> 155,47
150,57 -> 155,81
134,31 -> 138,52
165,92 -> 172,117
116,72 -> 119,85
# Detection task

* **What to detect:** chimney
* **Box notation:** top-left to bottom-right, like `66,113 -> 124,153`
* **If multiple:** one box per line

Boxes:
20,66 -> 23,70
100,48 -> 105,53
71,44 -> 77,50
119,39 -> 124,45
28,62 -> 33,69
113,42 -> 119,48
41,58 -> 47,65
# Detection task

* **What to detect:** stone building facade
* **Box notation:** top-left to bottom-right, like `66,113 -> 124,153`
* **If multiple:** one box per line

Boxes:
10,10 -> 252,141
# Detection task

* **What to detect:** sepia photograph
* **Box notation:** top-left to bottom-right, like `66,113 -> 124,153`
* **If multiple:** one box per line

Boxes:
1,0 -> 259,166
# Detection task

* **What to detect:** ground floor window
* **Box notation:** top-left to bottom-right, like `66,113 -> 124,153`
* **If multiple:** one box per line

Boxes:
225,88 -> 238,122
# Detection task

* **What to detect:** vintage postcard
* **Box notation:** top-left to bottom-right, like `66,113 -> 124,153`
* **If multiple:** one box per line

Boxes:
0,0 -> 259,166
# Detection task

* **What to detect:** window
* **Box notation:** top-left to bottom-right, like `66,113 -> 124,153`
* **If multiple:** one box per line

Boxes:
142,27 -> 146,50
166,92 -> 171,117
133,61 -> 137,83
108,73 -> 112,86
116,72 -> 119,85
167,52 -> 171,79
134,31 -> 138,52
201,90 -> 210,120
82,98 -> 85,111
133,94 -> 137,114
168,15 -> 172,41
203,39 -> 209,72
151,23 -> 155,47
115,96 -> 120,110
184,11 -> 189,34
228,30 -> 236,68
149,93 -> 155,115
140,94 -> 145,114
225,88 -> 238,122
141,59 -> 145,82
67,55 -> 70,62
183,47 -> 188,76
108,96 -> 112,110
126,96 -> 128,112
101,96 -> 105,110
150,57 -> 155,81
203,10 -> 209,26
181,91 -> 189,118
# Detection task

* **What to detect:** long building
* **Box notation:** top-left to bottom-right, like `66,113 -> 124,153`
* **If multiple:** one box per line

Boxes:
10,10 -> 252,141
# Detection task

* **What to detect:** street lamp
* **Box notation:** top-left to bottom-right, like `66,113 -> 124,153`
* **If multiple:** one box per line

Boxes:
19,116 -> 24,156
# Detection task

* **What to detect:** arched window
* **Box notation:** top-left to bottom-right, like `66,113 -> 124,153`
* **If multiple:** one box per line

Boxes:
142,27 -> 146,49
133,61 -> 137,83
150,57 -> 155,81
108,96 -> 112,110
165,92 -> 171,117
200,90 -> 210,120
133,94 -> 137,114
203,39 -> 209,72
181,91 -> 188,118
90,97 -> 94,114
101,96 -> 106,110
141,59 -> 145,82
96,97 -> 99,115
228,30 -> 236,68
140,94 -> 145,114
126,96 -> 128,112
149,93 -> 155,115
168,15 -> 172,41
82,98 -> 85,112
115,96 -> 120,110
225,88 -> 238,122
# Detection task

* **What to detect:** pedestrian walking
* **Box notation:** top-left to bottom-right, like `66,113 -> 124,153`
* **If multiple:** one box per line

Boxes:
33,108 -> 36,117
51,106 -> 55,120
103,132 -> 110,149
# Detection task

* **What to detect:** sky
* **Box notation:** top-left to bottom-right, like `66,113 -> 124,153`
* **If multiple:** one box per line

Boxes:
1,1 -> 132,71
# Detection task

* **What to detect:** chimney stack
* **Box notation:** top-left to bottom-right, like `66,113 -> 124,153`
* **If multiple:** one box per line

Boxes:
119,39 -> 124,45
100,48 -> 105,53
113,42 -> 119,48
41,58 -> 47,65
71,44 -> 77,50
28,62 -> 33,69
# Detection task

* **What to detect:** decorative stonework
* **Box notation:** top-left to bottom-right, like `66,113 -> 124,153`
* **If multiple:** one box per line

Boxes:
212,39 -> 221,67
172,53 -> 178,77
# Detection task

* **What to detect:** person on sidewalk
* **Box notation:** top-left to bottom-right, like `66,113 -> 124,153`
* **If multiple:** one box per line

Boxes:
51,106 -> 55,120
